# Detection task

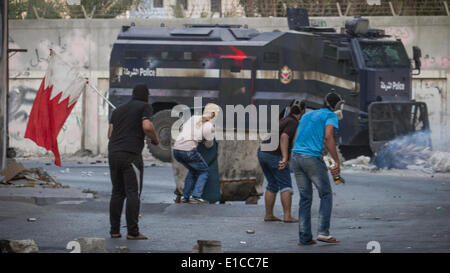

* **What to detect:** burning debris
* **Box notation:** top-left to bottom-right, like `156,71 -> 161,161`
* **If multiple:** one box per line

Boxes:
0,160 -> 65,188
373,131 -> 450,173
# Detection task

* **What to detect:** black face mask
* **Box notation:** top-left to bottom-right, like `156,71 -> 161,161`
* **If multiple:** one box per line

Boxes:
132,84 -> 149,102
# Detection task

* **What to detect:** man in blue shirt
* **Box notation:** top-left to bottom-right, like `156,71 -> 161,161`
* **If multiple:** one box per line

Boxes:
291,92 -> 344,245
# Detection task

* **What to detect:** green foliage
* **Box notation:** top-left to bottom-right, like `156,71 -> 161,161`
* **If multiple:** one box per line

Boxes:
67,0 -> 140,19
9,0 -> 65,19
9,0 -> 142,19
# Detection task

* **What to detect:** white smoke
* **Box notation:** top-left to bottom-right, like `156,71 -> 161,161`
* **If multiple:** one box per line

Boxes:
9,29 -> 91,74
373,129 -> 450,172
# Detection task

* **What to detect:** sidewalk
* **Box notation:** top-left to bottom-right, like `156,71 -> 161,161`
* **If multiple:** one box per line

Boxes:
0,187 -> 95,204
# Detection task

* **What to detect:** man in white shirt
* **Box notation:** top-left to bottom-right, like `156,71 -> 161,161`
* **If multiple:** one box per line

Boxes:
172,103 -> 220,204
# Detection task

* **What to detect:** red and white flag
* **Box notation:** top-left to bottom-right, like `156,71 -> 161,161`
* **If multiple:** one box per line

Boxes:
25,52 -> 86,166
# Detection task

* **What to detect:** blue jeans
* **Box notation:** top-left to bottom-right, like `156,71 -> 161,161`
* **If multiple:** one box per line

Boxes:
257,150 -> 293,193
291,153 -> 333,244
173,149 -> 209,199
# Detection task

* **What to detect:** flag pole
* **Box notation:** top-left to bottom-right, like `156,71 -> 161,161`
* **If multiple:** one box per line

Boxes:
49,49 -> 117,110
86,80 -> 117,110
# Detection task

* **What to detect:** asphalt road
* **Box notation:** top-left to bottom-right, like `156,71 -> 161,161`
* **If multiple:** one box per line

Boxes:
0,159 -> 449,253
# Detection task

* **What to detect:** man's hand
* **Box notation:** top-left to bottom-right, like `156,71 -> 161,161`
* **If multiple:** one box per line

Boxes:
330,163 -> 340,178
150,139 -> 159,146
279,133 -> 290,170
324,125 -> 340,177
142,119 -> 159,146
278,159 -> 288,170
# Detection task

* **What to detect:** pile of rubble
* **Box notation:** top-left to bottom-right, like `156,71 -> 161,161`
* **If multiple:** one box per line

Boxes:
373,141 -> 450,173
374,142 -> 432,170
343,156 -> 377,171
0,160 -> 65,188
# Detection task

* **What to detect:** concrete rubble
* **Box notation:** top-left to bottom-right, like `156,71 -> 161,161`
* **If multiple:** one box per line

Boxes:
429,152 -> 450,173
0,159 -> 65,188
197,240 -> 222,253
339,131 -> 450,173
74,237 -> 107,253
0,239 -> 39,253
115,246 -> 130,253
374,141 -> 450,173
343,156 -> 376,171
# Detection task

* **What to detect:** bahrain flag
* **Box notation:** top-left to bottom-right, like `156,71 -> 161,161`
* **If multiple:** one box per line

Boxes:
24,51 -> 86,166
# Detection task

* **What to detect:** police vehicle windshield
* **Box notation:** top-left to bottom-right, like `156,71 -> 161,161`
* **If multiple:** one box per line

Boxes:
359,41 -> 410,68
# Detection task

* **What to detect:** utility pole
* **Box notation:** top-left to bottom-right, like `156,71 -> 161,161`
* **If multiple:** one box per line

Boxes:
0,0 -> 8,170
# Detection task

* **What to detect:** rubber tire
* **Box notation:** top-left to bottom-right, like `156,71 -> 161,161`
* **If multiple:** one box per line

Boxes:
146,109 -> 178,162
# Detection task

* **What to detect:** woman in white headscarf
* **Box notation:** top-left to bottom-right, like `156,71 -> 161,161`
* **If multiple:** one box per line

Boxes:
172,103 -> 220,204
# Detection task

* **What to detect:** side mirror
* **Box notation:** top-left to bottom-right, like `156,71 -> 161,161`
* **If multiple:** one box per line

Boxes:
412,46 -> 421,72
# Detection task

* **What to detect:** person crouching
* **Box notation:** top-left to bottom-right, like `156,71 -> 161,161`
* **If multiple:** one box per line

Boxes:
172,103 -> 220,204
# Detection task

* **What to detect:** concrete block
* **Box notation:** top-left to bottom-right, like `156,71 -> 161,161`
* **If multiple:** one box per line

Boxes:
115,246 -> 129,253
0,239 -> 39,253
197,240 -> 222,253
74,237 -> 107,253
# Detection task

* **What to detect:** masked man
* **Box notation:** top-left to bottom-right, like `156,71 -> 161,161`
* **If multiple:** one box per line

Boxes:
108,84 -> 159,240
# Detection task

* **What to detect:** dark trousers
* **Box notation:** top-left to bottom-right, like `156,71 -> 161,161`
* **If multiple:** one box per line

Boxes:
108,151 -> 144,236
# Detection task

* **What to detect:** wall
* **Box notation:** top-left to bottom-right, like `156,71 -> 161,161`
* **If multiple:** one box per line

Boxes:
8,16 -> 450,157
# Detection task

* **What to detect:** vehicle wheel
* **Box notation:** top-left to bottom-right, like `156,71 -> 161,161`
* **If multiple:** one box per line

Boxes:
146,109 -> 178,162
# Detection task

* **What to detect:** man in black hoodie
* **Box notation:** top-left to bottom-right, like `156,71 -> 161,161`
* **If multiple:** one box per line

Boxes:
108,84 -> 159,240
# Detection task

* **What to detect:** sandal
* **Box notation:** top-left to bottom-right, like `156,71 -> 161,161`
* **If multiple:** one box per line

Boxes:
127,233 -> 148,240
317,235 -> 339,243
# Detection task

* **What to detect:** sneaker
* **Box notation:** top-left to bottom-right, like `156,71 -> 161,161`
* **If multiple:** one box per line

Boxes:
181,197 -> 189,203
189,196 -> 208,204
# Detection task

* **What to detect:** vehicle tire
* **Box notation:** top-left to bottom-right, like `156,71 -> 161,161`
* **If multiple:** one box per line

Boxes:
146,109 -> 178,162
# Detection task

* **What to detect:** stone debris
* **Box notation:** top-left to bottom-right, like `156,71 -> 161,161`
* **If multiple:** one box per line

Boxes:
197,240 -> 222,253
60,168 -> 71,174
0,239 -> 39,253
82,189 -> 97,195
27,218 -> 37,222
81,171 -> 94,177
343,156 -> 377,171
115,246 -> 130,253
372,132 -> 450,173
429,152 -> 450,173
74,237 -> 107,253
192,243 -> 199,253
73,149 -> 94,158
0,160 -> 64,188
246,229 -> 255,234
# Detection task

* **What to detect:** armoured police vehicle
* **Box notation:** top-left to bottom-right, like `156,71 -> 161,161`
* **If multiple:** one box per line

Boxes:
109,9 -> 430,165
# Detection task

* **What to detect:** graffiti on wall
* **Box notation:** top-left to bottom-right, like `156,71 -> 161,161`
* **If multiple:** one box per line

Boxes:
9,29 -> 91,76
385,26 -> 450,70
385,26 -> 415,45
421,55 -> 450,69
9,28 -> 93,155
8,83 -> 84,156
412,78 -> 449,151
